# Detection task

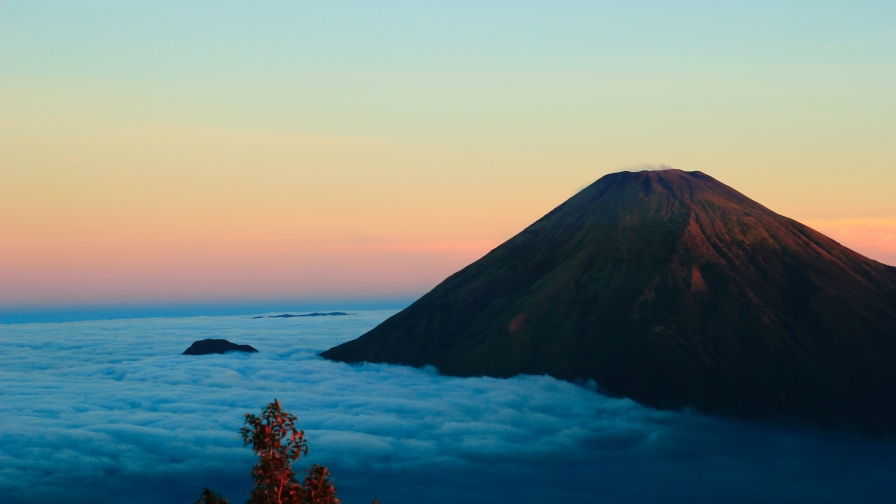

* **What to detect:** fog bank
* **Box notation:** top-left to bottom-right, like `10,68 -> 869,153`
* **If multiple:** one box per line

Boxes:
2,312 -> 894,503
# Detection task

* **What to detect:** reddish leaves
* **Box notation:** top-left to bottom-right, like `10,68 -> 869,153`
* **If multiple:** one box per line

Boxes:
238,399 -> 339,504
193,487 -> 229,504
241,399 -> 312,504
201,399 -> 352,504
301,465 -> 338,504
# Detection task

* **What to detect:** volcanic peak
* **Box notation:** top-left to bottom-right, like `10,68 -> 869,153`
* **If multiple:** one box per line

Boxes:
323,170 -> 896,435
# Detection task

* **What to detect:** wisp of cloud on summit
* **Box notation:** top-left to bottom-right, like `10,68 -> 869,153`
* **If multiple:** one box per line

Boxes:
1,312 -> 895,504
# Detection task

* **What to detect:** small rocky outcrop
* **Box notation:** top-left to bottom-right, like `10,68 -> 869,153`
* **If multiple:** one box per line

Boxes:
183,339 -> 258,355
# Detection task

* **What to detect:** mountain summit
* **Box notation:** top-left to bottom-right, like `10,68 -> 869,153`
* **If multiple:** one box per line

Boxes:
322,170 -> 896,434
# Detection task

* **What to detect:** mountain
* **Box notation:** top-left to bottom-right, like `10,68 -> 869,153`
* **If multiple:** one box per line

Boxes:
267,312 -> 350,318
322,170 -> 896,434
183,339 -> 258,355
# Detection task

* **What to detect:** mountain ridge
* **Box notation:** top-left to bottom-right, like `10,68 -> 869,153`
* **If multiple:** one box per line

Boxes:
322,169 -> 896,434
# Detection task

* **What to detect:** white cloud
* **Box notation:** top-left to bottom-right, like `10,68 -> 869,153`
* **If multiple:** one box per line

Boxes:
2,312 -> 895,504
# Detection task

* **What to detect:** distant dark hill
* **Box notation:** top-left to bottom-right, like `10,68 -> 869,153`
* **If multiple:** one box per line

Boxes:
183,339 -> 258,355
322,169 -> 896,434
267,312 -> 350,318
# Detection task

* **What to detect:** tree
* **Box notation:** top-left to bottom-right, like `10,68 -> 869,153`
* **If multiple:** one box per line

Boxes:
239,399 -> 339,504
199,399 -> 364,504
300,465 -> 338,504
193,487 -> 229,504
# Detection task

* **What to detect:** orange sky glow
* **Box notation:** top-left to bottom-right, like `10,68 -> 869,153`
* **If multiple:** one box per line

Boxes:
2,2 -> 894,306
800,217 -> 896,268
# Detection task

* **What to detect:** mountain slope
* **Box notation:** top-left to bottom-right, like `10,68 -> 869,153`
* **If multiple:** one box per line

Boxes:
322,170 -> 896,434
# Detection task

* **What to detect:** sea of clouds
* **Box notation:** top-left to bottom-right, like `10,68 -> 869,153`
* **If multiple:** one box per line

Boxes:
2,311 -> 895,504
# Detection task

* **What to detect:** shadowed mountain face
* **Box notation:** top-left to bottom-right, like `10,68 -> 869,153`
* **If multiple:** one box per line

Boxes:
322,170 -> 896,434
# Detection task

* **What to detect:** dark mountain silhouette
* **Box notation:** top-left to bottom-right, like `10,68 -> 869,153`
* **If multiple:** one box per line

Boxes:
183,339 -> 258,355
268,312 -> 350,318
322,170 -> 896,434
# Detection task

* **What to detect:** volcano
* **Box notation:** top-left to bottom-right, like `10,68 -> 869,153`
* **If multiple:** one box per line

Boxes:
322,170 -> 896,434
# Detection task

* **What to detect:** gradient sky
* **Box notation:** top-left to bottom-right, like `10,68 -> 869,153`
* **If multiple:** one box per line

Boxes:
2,1 -> 895,306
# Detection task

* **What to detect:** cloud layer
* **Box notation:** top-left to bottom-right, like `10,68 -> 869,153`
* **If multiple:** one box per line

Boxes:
2,312 -> 895,504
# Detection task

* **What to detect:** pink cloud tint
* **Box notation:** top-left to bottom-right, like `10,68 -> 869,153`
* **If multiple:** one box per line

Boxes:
800,216 -> 896,267
0,239 -> 499,305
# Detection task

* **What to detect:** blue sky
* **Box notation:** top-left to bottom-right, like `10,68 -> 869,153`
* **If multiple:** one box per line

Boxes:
3,1 -> 895,305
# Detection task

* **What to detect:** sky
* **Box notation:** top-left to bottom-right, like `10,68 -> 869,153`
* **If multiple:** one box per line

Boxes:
4,313 -> 896,504
2,1 -> 895,306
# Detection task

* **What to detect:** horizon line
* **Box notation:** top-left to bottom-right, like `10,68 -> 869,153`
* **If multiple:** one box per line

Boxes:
0,298 -> 416,325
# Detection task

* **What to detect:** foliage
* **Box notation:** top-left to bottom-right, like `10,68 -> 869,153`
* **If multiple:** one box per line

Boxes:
200,399 -> 362,504
240,399 -> 312,504
193,487 -> 229,504
301,464 -> 339,504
